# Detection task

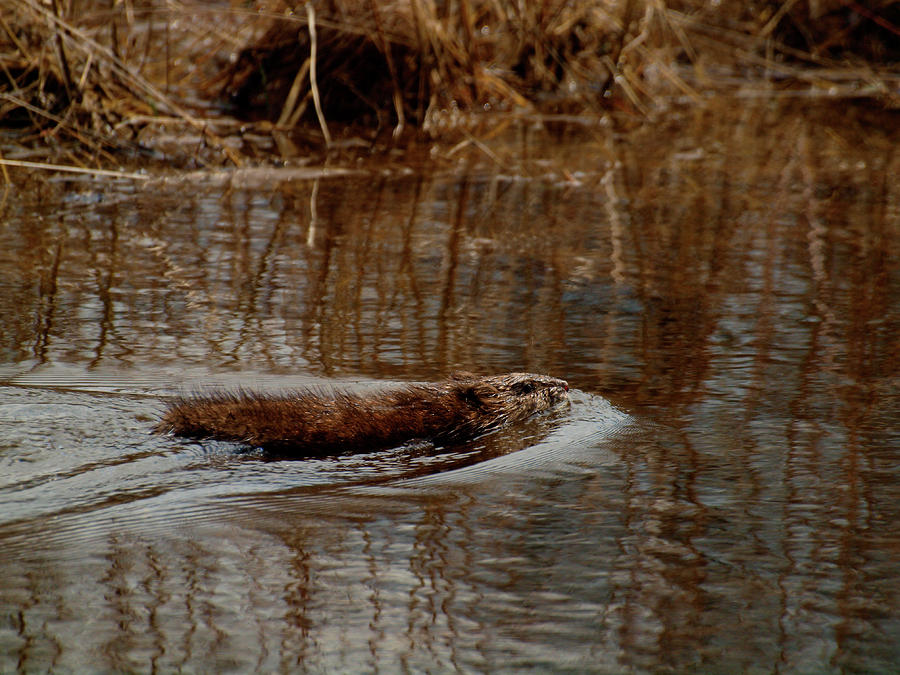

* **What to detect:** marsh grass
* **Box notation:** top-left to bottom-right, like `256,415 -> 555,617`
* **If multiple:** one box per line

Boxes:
1,0 -> 898,166
0,0 -> 256,166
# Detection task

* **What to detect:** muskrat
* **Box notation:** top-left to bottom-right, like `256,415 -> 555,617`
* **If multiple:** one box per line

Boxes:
155,372 -> 568,454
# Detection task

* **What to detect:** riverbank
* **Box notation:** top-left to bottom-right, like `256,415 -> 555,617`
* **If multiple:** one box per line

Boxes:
2,0 -> 898,171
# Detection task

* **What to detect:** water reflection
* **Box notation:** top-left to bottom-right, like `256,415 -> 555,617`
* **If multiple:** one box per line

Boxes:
0,100 -> 898,672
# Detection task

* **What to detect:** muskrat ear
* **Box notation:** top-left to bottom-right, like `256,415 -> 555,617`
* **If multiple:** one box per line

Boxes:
511,380 -> 536,395
457,384 -> 483,408
457,381 -> 498,408
450,371 -> 476,382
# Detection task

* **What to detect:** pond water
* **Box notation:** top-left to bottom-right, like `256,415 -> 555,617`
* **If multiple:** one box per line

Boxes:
1,100 -> 898,672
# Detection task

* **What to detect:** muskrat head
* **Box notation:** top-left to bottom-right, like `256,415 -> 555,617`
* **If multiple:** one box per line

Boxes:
450,372 -> 569,426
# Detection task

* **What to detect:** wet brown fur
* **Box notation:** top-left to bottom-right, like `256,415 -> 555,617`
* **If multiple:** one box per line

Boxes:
155,372 -> 568,454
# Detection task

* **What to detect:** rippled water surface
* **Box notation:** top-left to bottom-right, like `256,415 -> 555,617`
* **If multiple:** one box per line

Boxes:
1,101 -> 898,672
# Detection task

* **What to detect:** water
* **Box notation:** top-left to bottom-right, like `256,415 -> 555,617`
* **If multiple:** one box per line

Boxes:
1,100 -> 898,672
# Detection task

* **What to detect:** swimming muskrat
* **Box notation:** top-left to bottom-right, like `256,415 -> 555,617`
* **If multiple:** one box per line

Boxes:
155,372 -> 569,454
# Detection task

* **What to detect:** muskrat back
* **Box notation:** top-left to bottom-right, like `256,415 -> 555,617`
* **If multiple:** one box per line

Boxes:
156,372 -> 569,455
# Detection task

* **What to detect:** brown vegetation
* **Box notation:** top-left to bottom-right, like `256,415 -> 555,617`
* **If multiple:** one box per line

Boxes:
0,0 -> 253,167
1,0 -> 898,166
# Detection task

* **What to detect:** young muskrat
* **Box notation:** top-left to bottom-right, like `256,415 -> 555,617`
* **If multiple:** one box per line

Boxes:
155,372 -> 569,454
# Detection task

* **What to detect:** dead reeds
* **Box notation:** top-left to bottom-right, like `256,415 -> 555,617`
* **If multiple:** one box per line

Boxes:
220,0 -> 900,132
0,0 -> 252,167
220,0 -> 638,134
2,0 -> 898,166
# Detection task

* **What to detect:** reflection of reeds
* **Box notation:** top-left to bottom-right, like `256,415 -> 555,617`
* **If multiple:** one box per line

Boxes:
2,98 -> 898,672
6,99 -> 896,383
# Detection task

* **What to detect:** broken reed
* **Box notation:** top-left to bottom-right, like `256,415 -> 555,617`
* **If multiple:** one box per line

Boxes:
0,0 -> 246,165
2,0 -> 898,166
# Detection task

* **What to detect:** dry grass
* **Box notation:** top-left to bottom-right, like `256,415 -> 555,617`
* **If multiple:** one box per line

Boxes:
220,1 -> 637,129
1,0 -> 898,166
0,0 -> 256,166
